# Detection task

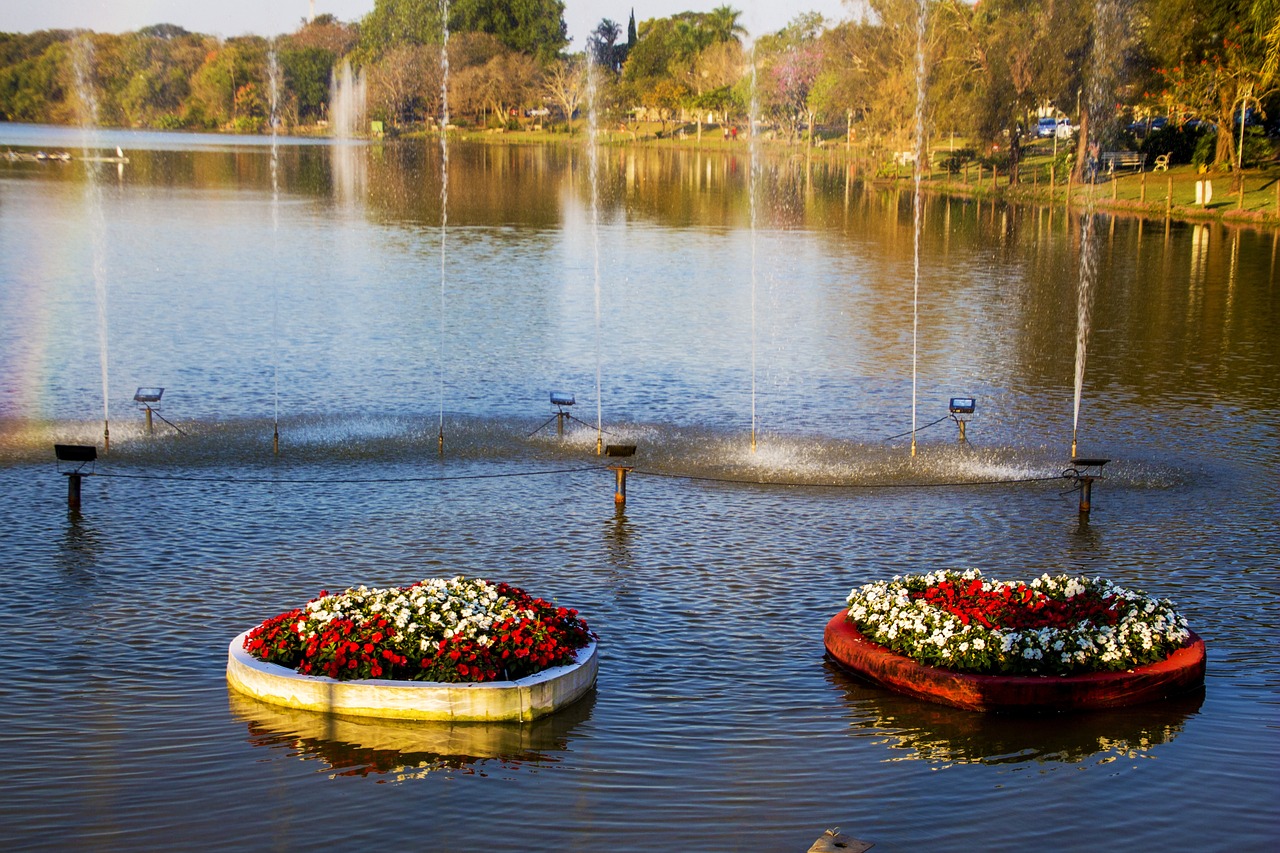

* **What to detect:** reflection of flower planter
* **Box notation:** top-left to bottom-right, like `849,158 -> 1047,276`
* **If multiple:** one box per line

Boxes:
824,613 -> 1204,712
822,659 -> 1203,766
227,632 -> 597,722
227,688 -> 593,777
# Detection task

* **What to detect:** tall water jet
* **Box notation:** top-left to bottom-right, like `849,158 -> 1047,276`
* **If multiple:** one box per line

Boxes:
71,33 -> 110,452
437,0 -> 451,454
1072,0 -> 1125,457
586,53 -> 604,455
329,59 -> 366,139
748,44 -> 760,454
909,0 -> 928,458
268,43 -> 282,454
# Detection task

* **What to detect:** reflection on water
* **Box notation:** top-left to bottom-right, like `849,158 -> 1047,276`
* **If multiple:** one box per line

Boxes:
229,689 -> 594,781
826,663 -> 1204,769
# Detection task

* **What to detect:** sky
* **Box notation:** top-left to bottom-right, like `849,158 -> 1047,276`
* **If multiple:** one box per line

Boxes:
0,2 -> 856,49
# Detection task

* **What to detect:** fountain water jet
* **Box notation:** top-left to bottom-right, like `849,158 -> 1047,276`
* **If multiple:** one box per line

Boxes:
748,44 -> 760,454
586,54 -> 604,456
1072,0 -> 1125,457
909,0 -> 928,458
269,43 -> 282,454
71,33 -> 110,452
329,60 -> 366,140
437,0 -> 452,455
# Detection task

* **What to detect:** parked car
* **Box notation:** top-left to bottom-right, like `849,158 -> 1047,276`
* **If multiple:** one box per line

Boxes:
1037,117 -> 1058,138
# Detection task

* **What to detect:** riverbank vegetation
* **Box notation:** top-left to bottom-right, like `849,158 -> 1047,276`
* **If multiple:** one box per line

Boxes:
2,1 -> 1277,211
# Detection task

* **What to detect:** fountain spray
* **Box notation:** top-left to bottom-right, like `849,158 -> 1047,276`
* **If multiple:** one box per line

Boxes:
438,0 -> 451,456
1073,0 -> 1123,458
909,0 -> 928,458
586,53 -> 603,456
73,34 -> 110,453
269,42 -> 281,454
748,43 -> 760,454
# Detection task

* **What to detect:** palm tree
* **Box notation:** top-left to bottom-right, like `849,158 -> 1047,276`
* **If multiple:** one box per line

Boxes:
706,5 -> 748,45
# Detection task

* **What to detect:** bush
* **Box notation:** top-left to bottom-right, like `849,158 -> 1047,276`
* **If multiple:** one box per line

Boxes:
977,150 -> 1011,171
1139,124 -> 1208,166
938,147 -> 974,172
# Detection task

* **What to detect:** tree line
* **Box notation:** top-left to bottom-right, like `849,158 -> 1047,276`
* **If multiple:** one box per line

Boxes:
2,0 -> 1276,176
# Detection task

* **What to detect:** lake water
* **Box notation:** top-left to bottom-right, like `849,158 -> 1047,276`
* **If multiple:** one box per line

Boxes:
1,125 -> 1276,851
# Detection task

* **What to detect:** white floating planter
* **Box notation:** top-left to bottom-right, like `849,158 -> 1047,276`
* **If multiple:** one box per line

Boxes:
226,576 -> 598,722
227,632 -> 597,722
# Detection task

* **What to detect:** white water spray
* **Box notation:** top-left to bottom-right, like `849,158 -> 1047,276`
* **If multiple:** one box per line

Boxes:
269,44 -> 282,452
1072,0 -> 1124,457
438,0 -> 451,452
329,60 -> 366,140
586,54 -> 604,455
909,0 -> 927,458
748,44 -> 760,453
72,34 -> 110,451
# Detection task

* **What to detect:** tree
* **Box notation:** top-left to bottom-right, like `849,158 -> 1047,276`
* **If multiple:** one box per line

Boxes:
755,14 -> 826,144
282,46 -> 339,123
449,0 -> 569,63
544,55 -> 587,126
1146,0 -> 1279,170
589,19 -> 622,70
705,6 -> 748,45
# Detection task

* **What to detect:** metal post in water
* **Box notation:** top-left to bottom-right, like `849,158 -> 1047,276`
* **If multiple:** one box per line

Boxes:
556,411 -> 565,436
610,465 -> 632,505
103,421 -> 110,453
1070,457 -> 1109,518
438,426 -> 445,456
604,444 -> 636,503
145,406 -> 153,434
273,424 -> 280,455
67,473 -> 82,512
55,444 -> 96,512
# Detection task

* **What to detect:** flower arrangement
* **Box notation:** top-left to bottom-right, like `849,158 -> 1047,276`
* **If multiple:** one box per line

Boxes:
844,569 -> 1192,676
243,576 -> 592,683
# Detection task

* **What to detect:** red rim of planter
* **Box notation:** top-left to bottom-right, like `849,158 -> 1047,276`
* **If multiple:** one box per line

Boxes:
824,611 -> 1205,713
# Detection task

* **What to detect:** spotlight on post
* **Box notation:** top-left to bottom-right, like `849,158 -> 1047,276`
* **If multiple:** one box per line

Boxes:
55,444 -> 97,511
550,391 -> 575,436
949,397 -> 976,442
604,444 -> 636,505
134,387 -> 164,434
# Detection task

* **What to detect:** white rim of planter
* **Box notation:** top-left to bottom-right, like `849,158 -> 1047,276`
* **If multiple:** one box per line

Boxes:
227,631 -> 597,722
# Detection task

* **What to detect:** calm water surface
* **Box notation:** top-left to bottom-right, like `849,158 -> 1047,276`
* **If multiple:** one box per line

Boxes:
1,126 -> 1276,851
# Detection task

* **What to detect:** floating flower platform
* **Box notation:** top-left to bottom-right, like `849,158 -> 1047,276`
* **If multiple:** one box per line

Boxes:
226,577 -> 597,722
824,570 -> 1206,712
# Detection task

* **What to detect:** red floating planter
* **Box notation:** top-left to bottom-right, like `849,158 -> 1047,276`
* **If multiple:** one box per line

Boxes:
824,612 -> 1206,713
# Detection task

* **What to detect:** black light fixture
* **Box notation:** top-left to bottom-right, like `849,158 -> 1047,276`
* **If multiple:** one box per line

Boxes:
949,397 -> 976,442
54,444 -> 97,511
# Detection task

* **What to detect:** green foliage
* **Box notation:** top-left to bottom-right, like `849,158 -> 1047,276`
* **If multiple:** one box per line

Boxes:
1195,126 -> 1275,168
939,148 -> 976,171
1138,124 -> 1208,165
280,47 -> 334,122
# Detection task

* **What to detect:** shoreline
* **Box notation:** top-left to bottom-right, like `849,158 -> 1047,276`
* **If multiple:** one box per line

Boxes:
6,118 -> 1277,230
